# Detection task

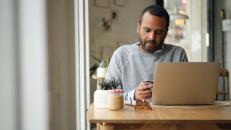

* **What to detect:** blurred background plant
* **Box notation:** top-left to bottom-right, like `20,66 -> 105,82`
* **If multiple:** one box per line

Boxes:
90,55 -> 110,76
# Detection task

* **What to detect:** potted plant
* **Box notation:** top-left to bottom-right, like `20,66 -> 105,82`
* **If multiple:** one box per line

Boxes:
94,78 -> 120,108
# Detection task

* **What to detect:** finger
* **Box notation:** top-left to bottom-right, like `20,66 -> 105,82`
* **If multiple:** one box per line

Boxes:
137,89 -> 152,94
143,93 -> 152,99
136,82 -> 146,90
148,83 -> 154,88
144,89 -> 152,93
137,81 -> 153,91
138,92 -> 152,99
143,85 -> 153,90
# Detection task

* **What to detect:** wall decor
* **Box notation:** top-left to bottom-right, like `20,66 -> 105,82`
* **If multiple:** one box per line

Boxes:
114,0 -> 126,6
95,0 -> 109,8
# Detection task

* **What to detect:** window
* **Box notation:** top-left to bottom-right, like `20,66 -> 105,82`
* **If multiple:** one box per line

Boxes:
164,0 -> 208,61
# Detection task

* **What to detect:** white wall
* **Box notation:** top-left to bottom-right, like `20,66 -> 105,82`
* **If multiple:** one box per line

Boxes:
89,0 -> 155,60
89,0 -> 155,102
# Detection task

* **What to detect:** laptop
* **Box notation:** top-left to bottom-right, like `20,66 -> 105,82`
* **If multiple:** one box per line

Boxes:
152,62 -> 220,105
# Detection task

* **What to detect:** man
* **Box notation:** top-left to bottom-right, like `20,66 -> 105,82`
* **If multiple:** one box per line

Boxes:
105,5 -> 188,105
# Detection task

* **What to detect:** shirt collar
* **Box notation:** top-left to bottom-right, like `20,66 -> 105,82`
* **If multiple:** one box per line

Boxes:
136,42 -> 165,54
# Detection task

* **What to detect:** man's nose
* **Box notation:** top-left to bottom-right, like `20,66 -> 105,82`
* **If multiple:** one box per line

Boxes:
147,32 -> 155,40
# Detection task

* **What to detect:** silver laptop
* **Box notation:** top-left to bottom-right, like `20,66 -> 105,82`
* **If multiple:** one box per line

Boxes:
152,62 -> 220,105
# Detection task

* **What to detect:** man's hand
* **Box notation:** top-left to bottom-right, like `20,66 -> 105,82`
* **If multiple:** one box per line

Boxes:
135,81 -> 153,100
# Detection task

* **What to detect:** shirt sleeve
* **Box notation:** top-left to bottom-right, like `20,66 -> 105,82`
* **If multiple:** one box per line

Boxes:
105,49 -> 122,82
124,89 -> 136,105
105,47 -> 136,105
180,48 -> 188,62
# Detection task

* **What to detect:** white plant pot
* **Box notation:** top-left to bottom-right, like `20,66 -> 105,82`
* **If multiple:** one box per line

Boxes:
94,90 -> 108,108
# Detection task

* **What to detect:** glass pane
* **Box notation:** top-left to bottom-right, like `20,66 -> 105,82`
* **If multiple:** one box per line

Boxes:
164,0 -> 208,61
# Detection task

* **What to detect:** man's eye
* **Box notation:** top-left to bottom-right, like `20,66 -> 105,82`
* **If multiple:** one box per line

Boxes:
155,30 -> 164,35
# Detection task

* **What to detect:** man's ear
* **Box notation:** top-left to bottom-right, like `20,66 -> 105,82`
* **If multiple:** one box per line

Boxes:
136,23 -> 140,34
163,29 -> 168,39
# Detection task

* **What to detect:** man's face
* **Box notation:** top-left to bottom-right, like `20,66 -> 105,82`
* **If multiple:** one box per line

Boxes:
137,12 -> 168,53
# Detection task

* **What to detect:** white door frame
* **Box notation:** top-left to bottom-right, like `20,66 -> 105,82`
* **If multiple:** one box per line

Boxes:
75,0 -> 90,130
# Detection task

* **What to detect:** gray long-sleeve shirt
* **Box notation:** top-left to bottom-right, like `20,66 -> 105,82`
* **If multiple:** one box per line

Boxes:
105,42 -> 188,105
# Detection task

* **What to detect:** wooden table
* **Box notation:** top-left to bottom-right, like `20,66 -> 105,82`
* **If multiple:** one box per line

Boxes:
87,102 -> 231,130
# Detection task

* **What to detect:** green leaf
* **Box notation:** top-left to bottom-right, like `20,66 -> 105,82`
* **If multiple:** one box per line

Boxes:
98,78 -> 120,90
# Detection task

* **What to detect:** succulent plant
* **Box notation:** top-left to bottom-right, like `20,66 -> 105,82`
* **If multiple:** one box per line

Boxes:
98,78 -> 120,90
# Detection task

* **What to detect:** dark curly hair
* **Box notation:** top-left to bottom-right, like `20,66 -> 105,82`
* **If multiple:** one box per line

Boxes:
138,5 -> 170,30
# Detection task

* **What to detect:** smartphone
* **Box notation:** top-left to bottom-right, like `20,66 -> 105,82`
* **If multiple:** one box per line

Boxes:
144,80 -> 153,83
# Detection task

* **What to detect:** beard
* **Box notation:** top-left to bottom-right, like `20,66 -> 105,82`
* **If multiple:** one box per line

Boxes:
138,36 -> 163,53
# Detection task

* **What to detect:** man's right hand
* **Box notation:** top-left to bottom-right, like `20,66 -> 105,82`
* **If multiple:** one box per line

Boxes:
134,81 -> 153,100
